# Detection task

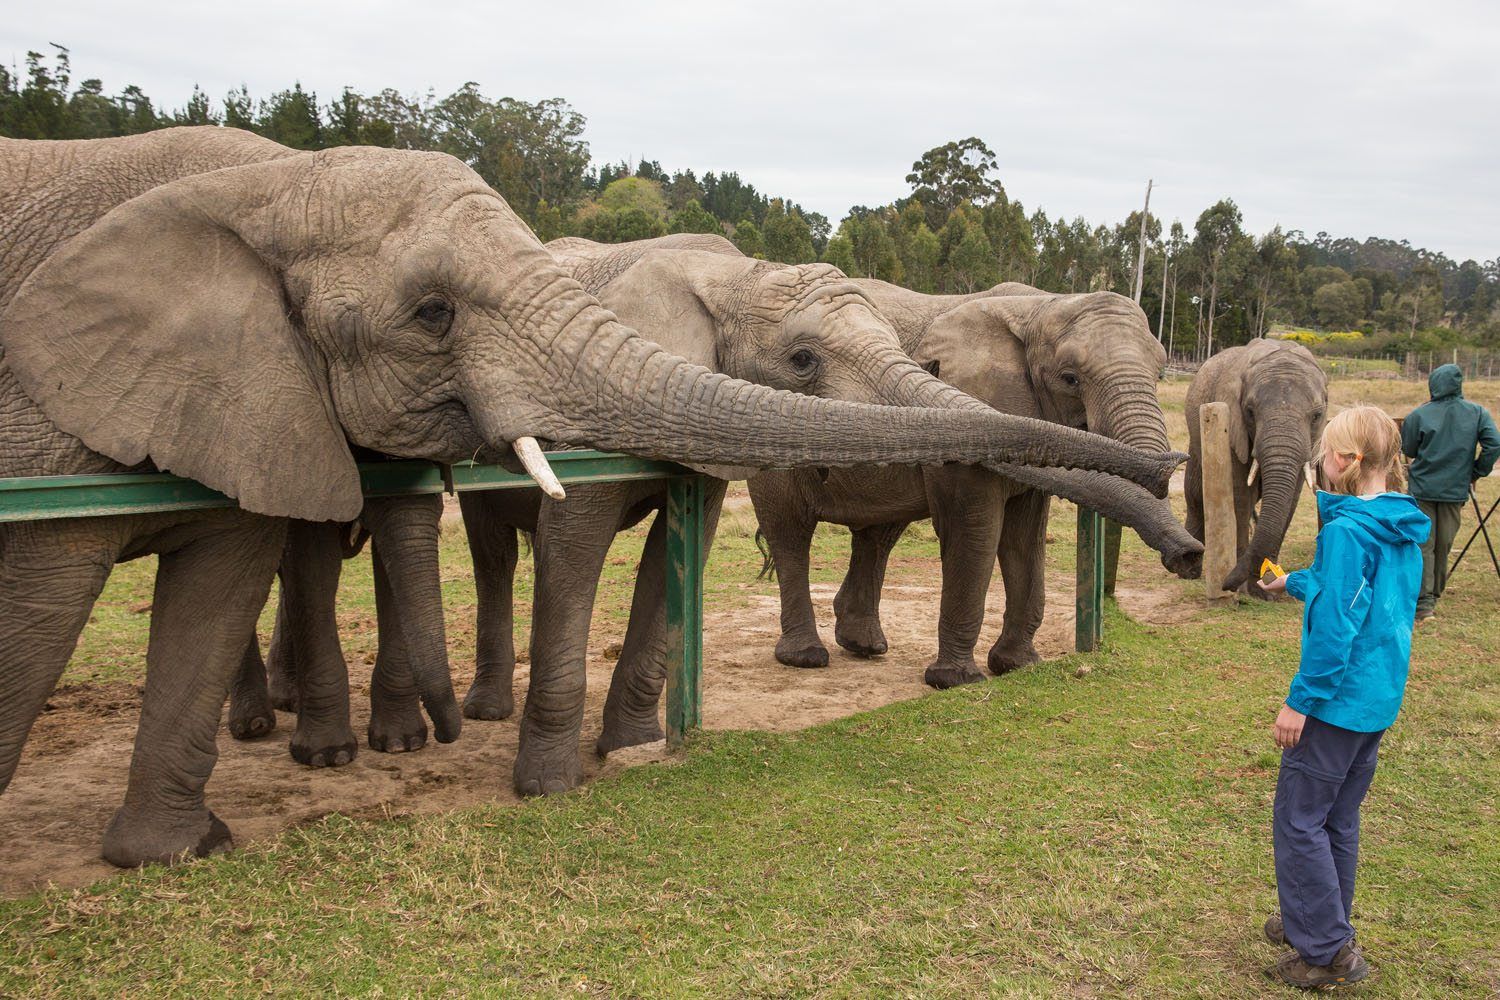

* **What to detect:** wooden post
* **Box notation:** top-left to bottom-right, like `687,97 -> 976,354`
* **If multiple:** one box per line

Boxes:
1199,401 -> 1238,601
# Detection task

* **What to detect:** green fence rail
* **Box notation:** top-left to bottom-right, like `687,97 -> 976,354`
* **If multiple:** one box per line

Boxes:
0,451 -> 711,748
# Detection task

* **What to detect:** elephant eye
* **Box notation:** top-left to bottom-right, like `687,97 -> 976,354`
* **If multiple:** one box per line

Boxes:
1060,371 -> 1080,388
789,349 -> 819,377
413,298 -> 455,334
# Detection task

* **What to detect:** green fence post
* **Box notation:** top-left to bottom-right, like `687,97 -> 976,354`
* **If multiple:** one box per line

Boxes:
664,474 -> 707,747
1102,519 -> 1122,598
1075,506 -> 1105,652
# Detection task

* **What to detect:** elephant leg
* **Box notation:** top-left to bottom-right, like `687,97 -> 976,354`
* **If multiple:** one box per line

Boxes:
0,520 -> 123,796
264,593 -> 298,713
514,489 -> 624,796
1184,452 -> 1205,544
226,637 -> 276,740
102,513 -> 283,868
278,521 -> 358,768
366,547 -> 426,752
924,469 -> 1007,690
988,489 -> 1049,675
461,491 -> 520,721
833,521 -> 906,658
749,486 -> 826,669
362,494 -> 457,751
598,479 -> 727,756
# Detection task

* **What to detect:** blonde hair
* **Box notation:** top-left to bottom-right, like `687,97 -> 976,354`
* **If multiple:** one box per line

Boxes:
1317,405 -> 1404,495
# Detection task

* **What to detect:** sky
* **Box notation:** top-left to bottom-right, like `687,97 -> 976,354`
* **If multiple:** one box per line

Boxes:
7,0 -> 1498,262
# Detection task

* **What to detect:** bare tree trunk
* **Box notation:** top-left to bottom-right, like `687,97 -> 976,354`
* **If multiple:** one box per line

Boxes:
1132,179 -> 1153,303
1157,256 -> 1169,341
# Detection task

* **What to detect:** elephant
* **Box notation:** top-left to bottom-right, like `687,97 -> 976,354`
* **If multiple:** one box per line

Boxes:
1184,339 -> 1328,595
448,239 -> 1200,795
749,281 -> 1203,686
0,128 -> 1182,867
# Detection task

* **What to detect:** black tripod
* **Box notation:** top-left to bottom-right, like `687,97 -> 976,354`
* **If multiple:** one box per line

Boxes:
1448,487 -> 1500,580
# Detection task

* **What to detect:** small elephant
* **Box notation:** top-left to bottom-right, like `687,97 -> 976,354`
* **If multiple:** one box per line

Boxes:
750,282 -> 1203,686
1184,339 -> 1328,595
1,129 -> 1179,868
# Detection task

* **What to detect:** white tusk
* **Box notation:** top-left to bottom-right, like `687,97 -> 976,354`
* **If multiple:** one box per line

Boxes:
513,437 -> 566,501
1246,458 -> 1260,487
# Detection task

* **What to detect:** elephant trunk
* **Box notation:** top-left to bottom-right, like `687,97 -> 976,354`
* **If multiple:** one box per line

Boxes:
467,298 -> 1183,497
1086,378 -> 1199,576
1223,434 -> 1308,593
873,359 -> 1199,569
364,497 -> 460,741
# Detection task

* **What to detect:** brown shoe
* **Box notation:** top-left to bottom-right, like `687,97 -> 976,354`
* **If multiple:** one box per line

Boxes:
1264,912 -> 1287,947
1266,941 -> 1369,989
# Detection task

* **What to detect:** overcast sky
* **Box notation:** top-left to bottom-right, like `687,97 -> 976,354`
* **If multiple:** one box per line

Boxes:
8,1 -> 1497,262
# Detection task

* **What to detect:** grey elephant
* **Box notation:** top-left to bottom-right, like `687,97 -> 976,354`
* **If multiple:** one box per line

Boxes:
750,282 -> 1202,686
0,129 -> 1184,866
445,239 -> 1198,794
1184,339 -> 1328,595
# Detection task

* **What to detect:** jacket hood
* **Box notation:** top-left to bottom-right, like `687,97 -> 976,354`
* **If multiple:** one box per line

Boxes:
1428,363 -> 1463,400
1316,490 -> 1431,545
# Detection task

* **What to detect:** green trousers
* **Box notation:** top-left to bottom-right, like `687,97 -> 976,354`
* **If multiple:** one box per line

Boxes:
1416,499 -> 1463,616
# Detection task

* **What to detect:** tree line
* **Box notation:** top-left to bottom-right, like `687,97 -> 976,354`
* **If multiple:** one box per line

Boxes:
5,45 -> 1496,359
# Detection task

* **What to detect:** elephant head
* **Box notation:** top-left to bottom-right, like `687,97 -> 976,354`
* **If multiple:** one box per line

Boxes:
862,284 -> 1202,576
548,243 -> 1197,550
1213,340 -> 1329,592
2,138 -> 1184,516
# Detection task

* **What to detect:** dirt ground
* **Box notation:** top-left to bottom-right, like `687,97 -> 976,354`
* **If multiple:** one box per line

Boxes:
0,494 -> 1201,897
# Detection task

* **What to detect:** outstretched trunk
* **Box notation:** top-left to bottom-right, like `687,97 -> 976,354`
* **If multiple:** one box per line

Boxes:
457,277 -> 1182,500
1223,443 -> 1306,593
856,351 -> 1199,569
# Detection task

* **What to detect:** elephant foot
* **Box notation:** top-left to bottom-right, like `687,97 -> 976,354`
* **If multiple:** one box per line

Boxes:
513,740 -> 582,797
596,714 -> 665,757
290,721 -> 359,768
834,617 -> 888,658
923,660 -> 987,690
101,806 -> 233,868
227,687 -> 277,741
987,639 -> 1041,676
775,634 -> 829,669
367,697 -> 428,754
462,677 -> 514,721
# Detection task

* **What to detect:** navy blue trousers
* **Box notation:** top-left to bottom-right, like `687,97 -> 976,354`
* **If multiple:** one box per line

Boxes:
1273,714 -> 1384,966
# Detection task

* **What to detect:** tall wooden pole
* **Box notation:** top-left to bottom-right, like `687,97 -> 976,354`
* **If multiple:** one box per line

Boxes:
1200,401 -> 1238,601
1131,179 -> 1153,303
1157,255 -> 1169,342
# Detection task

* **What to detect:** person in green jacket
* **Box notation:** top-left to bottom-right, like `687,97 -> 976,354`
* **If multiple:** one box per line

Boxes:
1400,364 -> 1500,621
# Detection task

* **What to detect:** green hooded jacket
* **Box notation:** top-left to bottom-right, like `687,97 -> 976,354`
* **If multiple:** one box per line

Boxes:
1400,364 -> 1500,502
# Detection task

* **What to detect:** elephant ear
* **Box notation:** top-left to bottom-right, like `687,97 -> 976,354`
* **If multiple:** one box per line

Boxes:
593,250 -> 721,369
914,297 -> 1041,415
1220,360 -> 1255,466
594,248 -> 753,480
1,165 -> 362,522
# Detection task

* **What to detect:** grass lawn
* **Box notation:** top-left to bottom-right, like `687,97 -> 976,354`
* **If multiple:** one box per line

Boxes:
1,384 -> 1496,997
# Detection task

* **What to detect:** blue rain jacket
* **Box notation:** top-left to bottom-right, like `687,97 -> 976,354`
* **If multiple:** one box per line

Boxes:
1283,491 -> 1429,732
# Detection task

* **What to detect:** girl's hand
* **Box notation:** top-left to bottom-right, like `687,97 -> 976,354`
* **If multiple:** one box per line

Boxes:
1261,574 -> 1288,593
1273,705 -> 1307,749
